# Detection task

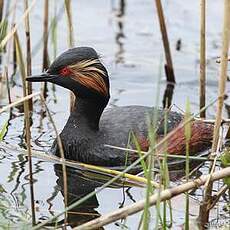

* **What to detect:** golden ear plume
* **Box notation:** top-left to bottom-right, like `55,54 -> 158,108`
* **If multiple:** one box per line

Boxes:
68,59 -> 108,96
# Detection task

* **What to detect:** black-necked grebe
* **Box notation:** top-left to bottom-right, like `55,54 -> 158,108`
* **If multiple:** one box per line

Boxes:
26,47 -> 213,167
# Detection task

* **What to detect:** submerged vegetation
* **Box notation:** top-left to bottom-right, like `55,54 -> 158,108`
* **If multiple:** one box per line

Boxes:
0,0 -> 230,229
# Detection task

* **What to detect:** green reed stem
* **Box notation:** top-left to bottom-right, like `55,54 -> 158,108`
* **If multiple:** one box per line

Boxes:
0,120 -> 8,141
131,132 -> 147,175
162,103 -> 170,229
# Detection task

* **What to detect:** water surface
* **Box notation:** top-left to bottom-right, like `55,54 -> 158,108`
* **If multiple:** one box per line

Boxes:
0,0 -> 229,229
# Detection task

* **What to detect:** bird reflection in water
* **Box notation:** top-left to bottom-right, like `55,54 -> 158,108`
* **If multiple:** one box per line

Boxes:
52,164 -> 103,229
50,160 -> 205,228
114,0 -> 126,64
162,82 -> 175,109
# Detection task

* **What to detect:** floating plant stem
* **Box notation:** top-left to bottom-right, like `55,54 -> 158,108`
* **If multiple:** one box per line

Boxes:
198,0 -> 230,227
24,0 -> 32,110
14,31 -> 36,225
199,0 -> 206,118
155,0 -> 175,83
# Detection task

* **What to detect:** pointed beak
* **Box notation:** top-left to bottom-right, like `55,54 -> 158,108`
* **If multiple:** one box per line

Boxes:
26,72 -> 59,82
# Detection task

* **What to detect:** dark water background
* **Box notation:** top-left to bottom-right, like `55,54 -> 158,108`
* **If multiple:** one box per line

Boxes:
0,0 -> 229,228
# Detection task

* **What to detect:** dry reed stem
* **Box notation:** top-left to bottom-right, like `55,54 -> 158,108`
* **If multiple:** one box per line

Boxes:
14,32 -> 36,225
216,56 -> 230,63
198,0 -> 230,227
199,0 -> 206,118
64,0 -> 74,47
194,117 -> 230,124
0,0 -> 3,21
0,0 -> 37,49
211,0 -> 230,155
204,135 -> 223,188
42,0 -> 49,70
39,95 -> 68,224
4,67 -> 11,104
75,167 -> 230,230
0,92 -> 40,114
155,0 -> 175,83
0,67 -> 7,100
24,0 -> 32,110
41,0 -> 49,99
207,184 -> 228,210
9,0 -> 18,75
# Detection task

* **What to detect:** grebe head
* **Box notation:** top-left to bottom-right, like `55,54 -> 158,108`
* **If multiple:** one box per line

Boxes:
27,47 -> 110,102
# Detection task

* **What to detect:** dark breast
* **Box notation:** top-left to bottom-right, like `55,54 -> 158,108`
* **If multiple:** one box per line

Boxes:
52,106 -> 183,167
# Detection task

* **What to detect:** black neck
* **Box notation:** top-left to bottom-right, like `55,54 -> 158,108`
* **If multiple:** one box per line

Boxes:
70,96 -> 109,130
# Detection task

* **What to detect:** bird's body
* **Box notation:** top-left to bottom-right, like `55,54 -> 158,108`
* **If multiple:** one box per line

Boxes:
51,102 -> 183,166
27,47 -> 214,168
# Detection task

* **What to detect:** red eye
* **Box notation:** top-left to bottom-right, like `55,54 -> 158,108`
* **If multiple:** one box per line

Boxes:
60,67 -> 71,76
